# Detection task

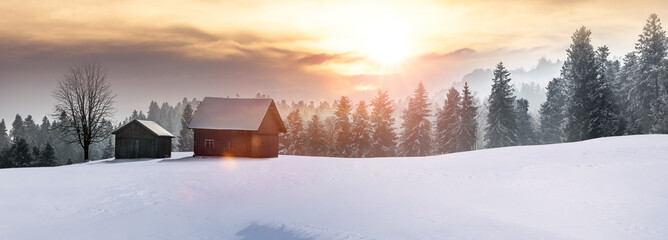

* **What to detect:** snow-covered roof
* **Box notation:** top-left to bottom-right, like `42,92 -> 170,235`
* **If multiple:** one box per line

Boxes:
112,119 -> 175,137
189,97 -> 284,131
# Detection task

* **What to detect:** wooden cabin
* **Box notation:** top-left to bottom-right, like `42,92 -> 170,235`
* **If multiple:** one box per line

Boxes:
188,97 -> 286,158
112,119 -> 174,159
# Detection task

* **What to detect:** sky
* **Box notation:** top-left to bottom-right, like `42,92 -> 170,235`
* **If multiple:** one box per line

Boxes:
1,0 -> 668,124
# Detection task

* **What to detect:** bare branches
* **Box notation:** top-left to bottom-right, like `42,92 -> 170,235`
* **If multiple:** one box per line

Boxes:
53,63 -> 115,160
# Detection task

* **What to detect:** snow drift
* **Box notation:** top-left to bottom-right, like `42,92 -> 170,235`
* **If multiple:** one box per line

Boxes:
1,135 -> 667,239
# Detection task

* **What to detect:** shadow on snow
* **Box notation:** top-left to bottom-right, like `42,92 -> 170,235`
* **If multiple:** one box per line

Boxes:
235,223 -> 314,240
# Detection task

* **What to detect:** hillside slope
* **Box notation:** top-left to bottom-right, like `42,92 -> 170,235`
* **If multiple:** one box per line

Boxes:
1,135 -> 667,239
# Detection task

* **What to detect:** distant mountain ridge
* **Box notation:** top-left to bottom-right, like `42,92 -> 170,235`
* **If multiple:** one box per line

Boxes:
447,57 -> 563,112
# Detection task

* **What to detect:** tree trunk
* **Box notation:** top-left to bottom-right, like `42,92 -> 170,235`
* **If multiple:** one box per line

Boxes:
83,144 -> 90,162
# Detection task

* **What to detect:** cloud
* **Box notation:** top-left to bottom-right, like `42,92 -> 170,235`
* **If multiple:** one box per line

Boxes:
296,53 -> 363,65
161,25 -> 220,42
420,48 -> 476,60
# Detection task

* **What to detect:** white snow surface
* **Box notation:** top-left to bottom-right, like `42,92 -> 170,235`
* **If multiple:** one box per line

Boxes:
1,135 -> 668,240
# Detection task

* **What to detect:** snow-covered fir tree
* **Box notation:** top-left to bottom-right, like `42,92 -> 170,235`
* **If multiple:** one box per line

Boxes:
31,147 -> 40,165
137,111 -> 147,120
650,93 -> 668,133
435,87 -> 461,154
39,116 -> 53,149
334,96 -> 353,157
370,90 -> 397,157
147,101 -> 160,122
563,27 -> 599,142
0,148 -> 12,168
38,143 -> 57,167
399,82 -> 432,156
23,115 -> 40,148
159,102 -> 176,135
457,82 -> 478,151
321,115 -> 337,156
101,137 -> 114,159
539,77 -> 567,144
351,101 -> 372,157
53,111 -> 82,164
283,109 -> 305,155
485,62 -> 518,148
130,110 -> 140,121
7,139 -> 32,167
615,52 -> 645,135
629,14 -> 668,134
588,46 -> 624,138
0,119 -> 9,151
10,114 -> 25,142
178,104 -> 194,151
305,114 -> 327,156
515,98 -> 538,145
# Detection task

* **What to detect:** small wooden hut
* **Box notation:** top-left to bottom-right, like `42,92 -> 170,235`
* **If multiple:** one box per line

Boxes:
188,97 -> 286,158
112,119 -> 174,159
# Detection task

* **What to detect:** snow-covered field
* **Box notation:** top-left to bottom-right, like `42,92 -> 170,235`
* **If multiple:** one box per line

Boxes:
1,135 -> 667,240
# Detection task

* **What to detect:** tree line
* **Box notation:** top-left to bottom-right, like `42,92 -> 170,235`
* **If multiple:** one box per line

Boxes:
278,82 -> 480,157
278,13 -> 668,157
0,113 -> 115,168
538,14 -> 668,144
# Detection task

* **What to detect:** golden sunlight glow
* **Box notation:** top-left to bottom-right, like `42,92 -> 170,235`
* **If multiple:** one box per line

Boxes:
219,154 -> 238,171
364,27 -> 411,65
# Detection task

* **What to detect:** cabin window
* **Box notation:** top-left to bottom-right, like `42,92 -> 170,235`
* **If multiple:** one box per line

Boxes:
205,139 -> 214,148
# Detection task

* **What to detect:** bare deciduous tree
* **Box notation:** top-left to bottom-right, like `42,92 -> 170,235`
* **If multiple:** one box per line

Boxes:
53,63 -> 115,161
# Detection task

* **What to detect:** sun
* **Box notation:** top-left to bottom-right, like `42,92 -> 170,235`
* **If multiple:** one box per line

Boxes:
365,27 -> 410,66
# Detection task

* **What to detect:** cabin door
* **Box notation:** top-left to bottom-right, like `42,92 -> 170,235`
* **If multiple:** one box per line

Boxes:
133,140 -> 139,158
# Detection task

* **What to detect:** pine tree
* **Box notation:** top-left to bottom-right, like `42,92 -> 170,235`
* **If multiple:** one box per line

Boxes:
39,116 -> 52,149
334,96 -> 353,157
53,111 -> 82,164
130,110 -> 140,120
399,82 -> 432,156
457,82 -> 478,151
10,114 -> 24,142
588,46 -> 624,138
8,139 -> 32,167
629,14 -> 668,133
159,102 -> 173,132
31,146 -> 41,166
178,104 -> 195,151
370,90 -> 397,157
101,137 -> 114,159
650,93 -> 668,133
0,149 -> 12,168
539,77 -> 567,143
435,87 -> 461,154
650,59 -> 668,133
563,27 -> 599,142
39,143 -> 57,167
0,119 -> 9,151
147,101 -> 160,122
304,114 -> 327,156
617,53 -> 639,134
138,111 -> 147,120
515,99 -> 538,145
23,115 -> 40,148
485,62 -> 518,148
351,101 -> 372,157
284,109 -> 305,155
